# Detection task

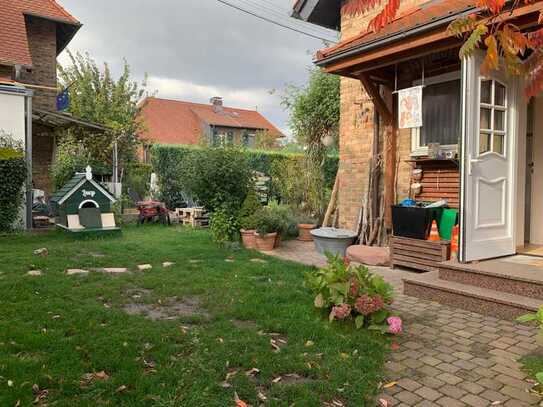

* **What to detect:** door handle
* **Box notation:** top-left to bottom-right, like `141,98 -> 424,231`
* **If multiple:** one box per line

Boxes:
468,156 -> 482,176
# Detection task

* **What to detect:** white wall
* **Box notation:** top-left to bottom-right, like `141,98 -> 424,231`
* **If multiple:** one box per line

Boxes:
531,96 -> 543,244
0,91 -> 26,144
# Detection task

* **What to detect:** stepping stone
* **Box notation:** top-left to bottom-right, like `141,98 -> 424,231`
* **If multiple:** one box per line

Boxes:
138,264 -> 152,271
250,258 -> 267,264
27,270 -> 42,276
102,268 -> 128,274
346,245 -> 390,267
162,262 -> 175,268
189,260 -> 203,264
66,269 -> 89,275
33,248 -> 48,257
225,259 -> 235,263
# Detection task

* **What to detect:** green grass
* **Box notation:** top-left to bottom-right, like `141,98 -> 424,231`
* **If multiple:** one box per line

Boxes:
0,225 -> 388,406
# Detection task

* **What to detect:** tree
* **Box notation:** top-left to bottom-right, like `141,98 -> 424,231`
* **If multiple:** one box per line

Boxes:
57,51 -> 148,164
342,0 -> 543,98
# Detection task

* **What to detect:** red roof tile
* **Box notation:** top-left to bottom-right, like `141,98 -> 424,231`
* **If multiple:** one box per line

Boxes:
138,97 -> 284,145
0,0 -> 79,67
317,0 -> 476,61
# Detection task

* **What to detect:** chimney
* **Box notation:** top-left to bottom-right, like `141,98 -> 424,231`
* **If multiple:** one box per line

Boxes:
210,96 -> 223,113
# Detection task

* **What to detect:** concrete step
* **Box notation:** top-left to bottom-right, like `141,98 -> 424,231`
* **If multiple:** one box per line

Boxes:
403,271 -> 540,320
439,260 -> 543,300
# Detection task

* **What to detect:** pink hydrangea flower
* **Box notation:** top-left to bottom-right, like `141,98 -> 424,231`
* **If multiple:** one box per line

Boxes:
349,278 -> 360,297
355,295 -> 385,315
371,295 -> 385,312
387,316 -> 403,334
332,303 -> 352,320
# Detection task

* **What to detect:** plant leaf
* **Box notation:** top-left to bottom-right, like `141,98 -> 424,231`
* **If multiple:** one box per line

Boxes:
355,315 -> 365,329
516,313 -> 537,323
314,293 -> 325,308
536,372 -> 543,385
481,35 -> 499,74
459,24 -> 488,59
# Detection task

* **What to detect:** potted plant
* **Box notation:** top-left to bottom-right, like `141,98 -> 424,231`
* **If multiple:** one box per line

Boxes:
297,214 -> 318,242
254,209 -> 282,251
240,214 -> 258,249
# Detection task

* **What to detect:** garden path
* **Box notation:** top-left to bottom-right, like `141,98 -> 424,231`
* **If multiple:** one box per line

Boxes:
267,241 -> 542,406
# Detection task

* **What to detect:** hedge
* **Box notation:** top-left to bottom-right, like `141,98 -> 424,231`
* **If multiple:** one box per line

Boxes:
0,154 -> 27,232
150,144 -> 339,209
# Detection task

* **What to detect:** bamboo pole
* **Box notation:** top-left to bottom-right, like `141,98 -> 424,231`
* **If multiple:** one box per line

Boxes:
323,173 -> 339,227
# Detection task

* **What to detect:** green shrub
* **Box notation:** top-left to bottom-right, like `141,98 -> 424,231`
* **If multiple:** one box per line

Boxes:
124,163 -> 152,200
210,205 -> 240,245
0,134 -> 27,232
150,144 -> 338,210
254,207 -> 284,236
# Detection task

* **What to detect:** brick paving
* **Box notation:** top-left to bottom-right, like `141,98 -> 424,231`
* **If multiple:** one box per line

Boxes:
267,241 -> 542,406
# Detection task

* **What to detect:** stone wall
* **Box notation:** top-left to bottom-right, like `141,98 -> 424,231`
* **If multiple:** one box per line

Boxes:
335,2 -> 426,231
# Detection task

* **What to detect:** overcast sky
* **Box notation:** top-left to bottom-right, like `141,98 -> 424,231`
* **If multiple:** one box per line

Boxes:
57,0 -> 339,137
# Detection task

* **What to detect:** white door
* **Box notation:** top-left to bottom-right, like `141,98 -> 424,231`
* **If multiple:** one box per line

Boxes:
460,53 -> 520,262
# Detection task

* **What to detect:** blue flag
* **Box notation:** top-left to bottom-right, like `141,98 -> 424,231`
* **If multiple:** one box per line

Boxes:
56,89 -> 70,111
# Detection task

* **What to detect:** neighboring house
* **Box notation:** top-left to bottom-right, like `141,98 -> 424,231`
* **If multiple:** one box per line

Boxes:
294,0 -> 543,317
137,96 -> 284,161
0,0 -> 105,198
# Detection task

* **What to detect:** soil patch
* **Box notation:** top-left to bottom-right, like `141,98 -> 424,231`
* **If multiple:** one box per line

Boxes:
121,289 -> 210,321
231,319 -> 258,330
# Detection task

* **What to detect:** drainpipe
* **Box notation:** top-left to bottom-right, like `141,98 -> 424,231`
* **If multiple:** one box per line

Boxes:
25,91 -> 33,230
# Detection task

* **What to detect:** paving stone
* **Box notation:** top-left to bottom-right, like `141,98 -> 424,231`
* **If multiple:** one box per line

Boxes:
436,373 -> 463,386
458,381 -> 485,395
27,270 -> 42,276
436,353 -> 456,363
420,376 -> 445,390
417,401 -> 440,407
415,386 -> 442,402
137,264 -> 152,271
478,377 -> 503,391
500,385 -> 540,404
435,363 -> 461,374
397,378 -> 422,392
162,262 -> 175,267
404,341 -> 425,350
102,267 -> 128,274
452,351 -> 473,361
495,374 -> 530,390
439,384 -> 467,399
491,363 -> 526,380
418,365 -> 442,378
420,356 -> 441,367
479,389 -> 509,402
395,390 -> 422,404
460,394 -> 489,407
66,269 -> 89,275
452,359 -> 478,371
404,358 -> 424,369
436,396 -> 466,407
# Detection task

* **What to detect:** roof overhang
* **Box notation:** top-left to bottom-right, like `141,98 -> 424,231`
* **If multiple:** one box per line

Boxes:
317,1 -> 543,76
292,0 -> 341,31
33,109 -> 108,132
23,13 -> 82,56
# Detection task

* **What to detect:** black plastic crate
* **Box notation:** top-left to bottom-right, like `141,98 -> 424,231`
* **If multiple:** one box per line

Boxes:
391,205 -> 444,240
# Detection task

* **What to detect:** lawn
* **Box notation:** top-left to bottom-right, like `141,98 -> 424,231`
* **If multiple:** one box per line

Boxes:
0,225 -> 388,406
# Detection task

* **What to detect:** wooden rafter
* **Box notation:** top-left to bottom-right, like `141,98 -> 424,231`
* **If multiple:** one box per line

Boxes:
358,74 -> 393,125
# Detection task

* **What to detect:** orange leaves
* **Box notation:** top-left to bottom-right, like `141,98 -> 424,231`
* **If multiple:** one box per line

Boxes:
368,0 -> 401,32
341,0 -> 400,32
448,15 -> 479,37
476,0 -> 506,14
499,24 -> 530,57
459,24 -> 488,59
481,35 -> 499,74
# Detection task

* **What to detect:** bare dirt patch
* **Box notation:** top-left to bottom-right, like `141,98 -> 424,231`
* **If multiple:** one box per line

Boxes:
231,319 -> 258,330
121,288 -> 210,322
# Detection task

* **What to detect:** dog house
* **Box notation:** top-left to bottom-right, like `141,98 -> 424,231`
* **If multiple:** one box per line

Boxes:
50,166 -> 119,233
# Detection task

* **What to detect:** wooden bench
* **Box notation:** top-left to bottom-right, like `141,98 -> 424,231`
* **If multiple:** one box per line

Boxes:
391,236 -> 450,272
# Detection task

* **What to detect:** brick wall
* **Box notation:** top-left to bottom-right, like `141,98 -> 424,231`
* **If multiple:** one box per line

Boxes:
20,16 -> 57,111
335,2 -> 426,231
32,123 -> 55,195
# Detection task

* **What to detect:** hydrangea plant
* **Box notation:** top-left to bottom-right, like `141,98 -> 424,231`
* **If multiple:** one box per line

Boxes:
305,253 -> 401,334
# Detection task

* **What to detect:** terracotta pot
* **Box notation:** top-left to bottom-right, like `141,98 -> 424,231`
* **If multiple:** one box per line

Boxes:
297,224 -> 317,241
255,232 -> 277,251
240,229 -> 257,249
274,233 -> 282,248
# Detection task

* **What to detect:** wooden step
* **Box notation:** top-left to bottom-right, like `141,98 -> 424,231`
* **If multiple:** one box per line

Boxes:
439,260 -> 543,300
403,272 -> 540,320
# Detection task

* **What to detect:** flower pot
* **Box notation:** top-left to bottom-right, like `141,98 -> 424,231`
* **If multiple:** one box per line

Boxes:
240,229 -> 257,249
255,232 -> 277,251
297,223 -> 317,241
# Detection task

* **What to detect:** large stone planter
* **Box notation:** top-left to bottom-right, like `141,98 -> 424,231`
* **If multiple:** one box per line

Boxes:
311,228 -> 358,257
255,232 -> 277,251
240,229 -> 256,249
297,224 -> 317,242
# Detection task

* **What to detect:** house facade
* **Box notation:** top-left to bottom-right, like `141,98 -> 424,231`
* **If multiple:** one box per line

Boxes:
0,0 -> 106,200
294,0 -> 543,264
137,96 -> 284,161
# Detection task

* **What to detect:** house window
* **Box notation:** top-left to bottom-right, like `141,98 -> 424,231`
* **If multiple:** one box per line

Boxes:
227,131 -> 234,145
243,132 -> 256,148
479,79 -> 507,156
411,76 -> 461,153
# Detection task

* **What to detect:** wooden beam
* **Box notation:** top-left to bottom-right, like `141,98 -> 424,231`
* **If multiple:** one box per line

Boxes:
358,74 -> 393,125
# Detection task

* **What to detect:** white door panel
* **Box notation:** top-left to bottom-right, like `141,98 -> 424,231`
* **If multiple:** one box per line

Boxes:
461,53 -> 519,262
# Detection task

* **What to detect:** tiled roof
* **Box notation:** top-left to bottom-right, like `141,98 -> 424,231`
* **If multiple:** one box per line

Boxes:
0,0 -> 80,67
138,97 -> 284,145
316,0 -> 476,61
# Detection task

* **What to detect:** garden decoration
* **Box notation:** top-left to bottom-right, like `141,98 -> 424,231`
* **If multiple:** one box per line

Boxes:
306,254 -> 401,333
311,227 -> 358,256
50,166 -> 119,235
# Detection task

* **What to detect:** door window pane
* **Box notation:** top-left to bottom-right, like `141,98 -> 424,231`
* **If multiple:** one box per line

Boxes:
494,110 -> 505,131
495,82 -> 506,106
480,133 -> 491,153
480,108 -> 491,130
481,80 -> 492,104
493,134 -> 504,155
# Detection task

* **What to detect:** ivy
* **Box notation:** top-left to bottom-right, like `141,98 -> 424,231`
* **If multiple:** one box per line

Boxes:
0,134 -> 27,232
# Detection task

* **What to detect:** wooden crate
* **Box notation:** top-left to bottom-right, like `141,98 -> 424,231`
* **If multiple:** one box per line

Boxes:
391,236 -> 450,272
